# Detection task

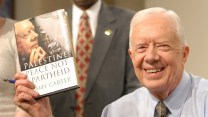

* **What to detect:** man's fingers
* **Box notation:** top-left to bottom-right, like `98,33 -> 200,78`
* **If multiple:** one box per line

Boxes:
14,97 -> 35,114
37,47 -> 47,59
15,84 -> 39,98
29,48 -> 38,63
14,90 -> 37,104
29,47 -> 47,64
13,85 -> 39,113
13,72 -> 27,80
14,78 -> 36,90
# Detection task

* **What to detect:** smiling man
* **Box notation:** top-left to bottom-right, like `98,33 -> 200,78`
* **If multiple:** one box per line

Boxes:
101,7 -> 208,117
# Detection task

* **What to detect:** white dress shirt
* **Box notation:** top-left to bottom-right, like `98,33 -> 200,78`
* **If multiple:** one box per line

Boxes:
102,71 -> 208,117
72,0 -> 101,52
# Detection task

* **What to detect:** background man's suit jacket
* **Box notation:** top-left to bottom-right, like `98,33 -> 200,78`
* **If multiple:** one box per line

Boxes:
50,2 -> 140,117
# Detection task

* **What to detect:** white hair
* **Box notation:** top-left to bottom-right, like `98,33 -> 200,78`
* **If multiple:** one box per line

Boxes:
129,7 -> 186,49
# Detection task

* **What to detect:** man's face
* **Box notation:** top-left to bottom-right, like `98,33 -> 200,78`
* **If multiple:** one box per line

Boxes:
73,0 -> 98,10
15,20 -> 38,57
129,15 -> 189,98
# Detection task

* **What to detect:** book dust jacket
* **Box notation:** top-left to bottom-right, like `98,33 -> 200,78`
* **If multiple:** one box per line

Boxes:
14,9 -> 78,98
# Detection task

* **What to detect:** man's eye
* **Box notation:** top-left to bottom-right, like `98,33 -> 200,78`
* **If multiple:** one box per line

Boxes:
158,44 -> 171,51
23,34 -> 29,39
136,46 -> 147,53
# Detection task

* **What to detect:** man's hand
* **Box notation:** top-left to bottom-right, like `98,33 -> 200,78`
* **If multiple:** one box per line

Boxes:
13,72 -> 53,117
29,47 -> 47,64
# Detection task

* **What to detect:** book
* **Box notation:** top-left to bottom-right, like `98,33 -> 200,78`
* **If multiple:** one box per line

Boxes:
14,9 -> 79,98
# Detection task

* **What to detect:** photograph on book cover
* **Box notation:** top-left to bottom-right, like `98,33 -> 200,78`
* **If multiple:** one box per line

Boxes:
14,9 -> 78,98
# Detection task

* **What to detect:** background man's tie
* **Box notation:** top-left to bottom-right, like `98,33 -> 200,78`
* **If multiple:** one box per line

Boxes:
155,101 -> 169,117
75,12 -> 93,117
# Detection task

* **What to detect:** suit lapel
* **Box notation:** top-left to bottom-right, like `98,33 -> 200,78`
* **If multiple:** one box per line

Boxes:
85,3 -> 117,99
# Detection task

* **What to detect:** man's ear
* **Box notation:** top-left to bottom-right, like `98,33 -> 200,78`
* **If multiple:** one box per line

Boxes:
182,46 -> 189,63
128,49 -> 135,63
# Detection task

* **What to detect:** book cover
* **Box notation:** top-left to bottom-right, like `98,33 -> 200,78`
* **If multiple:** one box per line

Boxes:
14,9 -> 79,98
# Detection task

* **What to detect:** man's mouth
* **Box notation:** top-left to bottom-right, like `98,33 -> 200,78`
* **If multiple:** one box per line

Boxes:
145,68 -> 164,73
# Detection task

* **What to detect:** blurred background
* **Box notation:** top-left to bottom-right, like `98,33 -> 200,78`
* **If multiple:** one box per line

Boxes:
1,0 -> 208,79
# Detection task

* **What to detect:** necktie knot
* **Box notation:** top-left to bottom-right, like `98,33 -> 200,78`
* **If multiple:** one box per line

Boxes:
155,101 -> 169,117
81,12 -> 88,20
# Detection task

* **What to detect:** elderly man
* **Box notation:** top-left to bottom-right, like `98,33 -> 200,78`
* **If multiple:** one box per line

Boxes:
101,7 -> 208,117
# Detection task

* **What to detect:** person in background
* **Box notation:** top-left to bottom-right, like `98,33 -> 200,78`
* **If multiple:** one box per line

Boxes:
49,0 -> 140,116
14,0 -> 140,117
0,0 -> 19,116
101,7 -> 208,117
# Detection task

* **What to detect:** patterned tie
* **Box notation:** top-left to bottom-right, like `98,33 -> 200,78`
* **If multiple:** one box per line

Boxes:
155,101 -> 169,117
75,12 -> 93,117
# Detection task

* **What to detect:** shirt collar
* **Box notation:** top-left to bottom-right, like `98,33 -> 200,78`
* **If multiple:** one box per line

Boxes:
72,0 -> 101,40
134,71 -> 191,116
72,0 -> 101,27
164,71 -> 191,116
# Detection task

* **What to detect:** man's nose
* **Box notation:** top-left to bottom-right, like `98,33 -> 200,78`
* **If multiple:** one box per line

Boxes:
144,47 -> 159,64
30,31 -> 38,41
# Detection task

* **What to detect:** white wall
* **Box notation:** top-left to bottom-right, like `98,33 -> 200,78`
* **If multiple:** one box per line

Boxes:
145,0 -> 208,78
